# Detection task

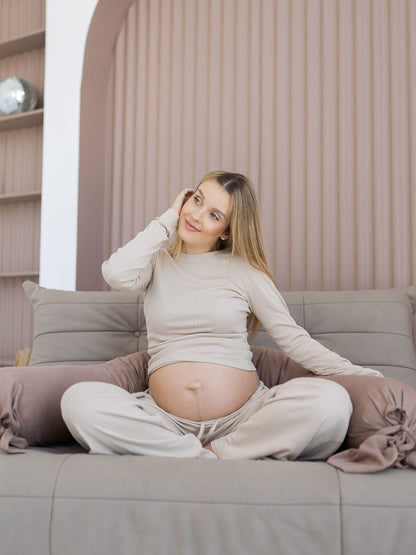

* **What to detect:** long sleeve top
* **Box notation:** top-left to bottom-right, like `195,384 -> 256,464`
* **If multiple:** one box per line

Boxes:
102,209 -> 383,378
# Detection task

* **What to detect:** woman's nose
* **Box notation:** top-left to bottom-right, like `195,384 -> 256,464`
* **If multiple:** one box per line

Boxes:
191,207 -> 203,220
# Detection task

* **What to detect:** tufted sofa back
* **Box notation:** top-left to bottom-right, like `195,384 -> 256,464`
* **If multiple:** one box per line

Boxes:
24,281 -> 416,389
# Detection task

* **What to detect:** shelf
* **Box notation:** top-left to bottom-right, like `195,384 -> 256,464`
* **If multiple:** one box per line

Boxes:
0,190 -> 41,204
0,29 -> 45,59
0,271 -> 39,278
0,108 -> 44,131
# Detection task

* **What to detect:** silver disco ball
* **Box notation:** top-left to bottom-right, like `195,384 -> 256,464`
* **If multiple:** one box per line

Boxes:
0,76 -> 38,116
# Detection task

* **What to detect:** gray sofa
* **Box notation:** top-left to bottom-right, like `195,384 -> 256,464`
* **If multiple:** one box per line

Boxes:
1,282 -> 416,555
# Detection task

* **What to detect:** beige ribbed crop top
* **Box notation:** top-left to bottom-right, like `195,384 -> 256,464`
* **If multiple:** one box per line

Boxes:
102,209 -> 382,378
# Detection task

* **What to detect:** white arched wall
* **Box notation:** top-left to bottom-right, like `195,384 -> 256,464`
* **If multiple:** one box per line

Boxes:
40,0 -> 134,290
40,0 -> 99,290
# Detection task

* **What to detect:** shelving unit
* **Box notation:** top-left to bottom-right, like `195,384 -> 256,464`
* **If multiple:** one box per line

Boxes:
0,5 -> 45,366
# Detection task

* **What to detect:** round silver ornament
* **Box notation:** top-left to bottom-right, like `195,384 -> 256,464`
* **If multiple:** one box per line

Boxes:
0,76 -> 38,116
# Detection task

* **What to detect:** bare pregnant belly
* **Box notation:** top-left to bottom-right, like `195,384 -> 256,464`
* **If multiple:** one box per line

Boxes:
148,362 -> 260,421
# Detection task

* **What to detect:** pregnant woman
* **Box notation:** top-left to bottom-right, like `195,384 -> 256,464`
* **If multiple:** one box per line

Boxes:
61,171 -> 381,460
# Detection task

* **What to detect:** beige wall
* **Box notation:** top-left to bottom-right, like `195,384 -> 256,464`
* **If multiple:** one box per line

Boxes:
78,0 -> 416,293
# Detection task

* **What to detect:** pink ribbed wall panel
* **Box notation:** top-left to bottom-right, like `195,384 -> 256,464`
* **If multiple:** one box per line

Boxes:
0,0 -> 45,41
0,202 -> 41,273
0,125 -> 43,194
104,0 -> 416,292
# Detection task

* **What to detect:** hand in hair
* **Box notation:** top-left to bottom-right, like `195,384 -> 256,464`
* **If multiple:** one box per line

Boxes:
171,188 -> 195,215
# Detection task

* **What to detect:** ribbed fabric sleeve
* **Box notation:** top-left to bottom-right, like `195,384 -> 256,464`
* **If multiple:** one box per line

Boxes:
232,260 -> 383,378
102,209 -> 179,290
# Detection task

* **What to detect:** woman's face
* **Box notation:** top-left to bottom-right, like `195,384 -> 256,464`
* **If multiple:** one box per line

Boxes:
177,180 -> 232,254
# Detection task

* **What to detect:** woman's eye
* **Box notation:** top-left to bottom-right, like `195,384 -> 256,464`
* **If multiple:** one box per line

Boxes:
193,196 -> 201,204
210,212 -> 219,221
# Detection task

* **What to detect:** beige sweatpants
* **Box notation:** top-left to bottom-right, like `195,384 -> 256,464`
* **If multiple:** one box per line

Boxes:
61,378 -> 352,461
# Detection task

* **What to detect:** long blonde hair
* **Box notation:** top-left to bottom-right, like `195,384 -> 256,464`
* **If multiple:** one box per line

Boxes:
169,171 -> 277,339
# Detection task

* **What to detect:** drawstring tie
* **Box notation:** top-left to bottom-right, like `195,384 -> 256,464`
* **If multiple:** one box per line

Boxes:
199,419 -> 220,444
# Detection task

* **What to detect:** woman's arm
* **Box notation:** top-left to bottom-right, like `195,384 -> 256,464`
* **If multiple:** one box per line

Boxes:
102,208 -> 179,290
102,189 -> 193,290
240,264 -> 383,377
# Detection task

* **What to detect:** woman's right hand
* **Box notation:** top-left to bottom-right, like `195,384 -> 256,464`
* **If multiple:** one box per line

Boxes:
171,188 -> 194,215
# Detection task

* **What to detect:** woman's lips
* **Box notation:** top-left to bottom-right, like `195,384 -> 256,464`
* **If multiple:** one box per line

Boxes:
185,219 -> 200,232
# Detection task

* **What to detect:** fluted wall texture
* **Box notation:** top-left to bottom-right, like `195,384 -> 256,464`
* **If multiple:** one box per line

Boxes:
0,125 -> 43,196
104,0 -> 416,293
0,0 -> 44,363
0,0 -> 45,40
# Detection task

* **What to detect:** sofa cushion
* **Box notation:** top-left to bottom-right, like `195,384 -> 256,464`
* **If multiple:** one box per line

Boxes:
23,281 -> 147,366
0,352 -> 149,453
252,287 -> 416,388
325,373 -> 416,472
252,347 -> 416,472
0,449 -> 342,555
23,281 -> 416,387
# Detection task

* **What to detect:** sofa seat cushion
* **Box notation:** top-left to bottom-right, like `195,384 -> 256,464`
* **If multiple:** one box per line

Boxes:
0,448 -> 343,555
2,446 -> 415,555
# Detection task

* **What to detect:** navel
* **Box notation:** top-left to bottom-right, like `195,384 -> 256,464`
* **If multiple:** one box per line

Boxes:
186,381 -> 202,392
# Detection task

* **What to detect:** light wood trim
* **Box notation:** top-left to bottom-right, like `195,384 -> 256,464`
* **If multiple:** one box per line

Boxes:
0,108 -> 43,131
0,190 -> 42,204
0,271 -> 39,278
0,29 -> 45,59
